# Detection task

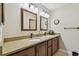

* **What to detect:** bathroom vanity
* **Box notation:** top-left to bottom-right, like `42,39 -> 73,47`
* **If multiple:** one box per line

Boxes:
3,34 -> 60,56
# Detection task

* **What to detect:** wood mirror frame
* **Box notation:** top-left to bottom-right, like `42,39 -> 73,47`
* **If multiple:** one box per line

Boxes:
40,16 -> 48,31
0,3 -> 4,25
21,8 -> 37,31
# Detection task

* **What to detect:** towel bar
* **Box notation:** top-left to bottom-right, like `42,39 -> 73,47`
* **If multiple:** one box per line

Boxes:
64,27 -> 79,29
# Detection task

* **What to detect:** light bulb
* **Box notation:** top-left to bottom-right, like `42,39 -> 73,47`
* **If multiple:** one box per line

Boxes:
24,3 -> 29,7
35,7 -> 38,11
45,13 -> 49,18
30,5 -> 34,9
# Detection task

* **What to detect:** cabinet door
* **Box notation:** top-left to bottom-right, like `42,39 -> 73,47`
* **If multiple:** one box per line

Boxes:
52,37 -> 59,55
36,42 -> 47,56
10,47 -> 35,56
56,37 -> 59,51
48,47 -> 52,56
48,40 -> 52,47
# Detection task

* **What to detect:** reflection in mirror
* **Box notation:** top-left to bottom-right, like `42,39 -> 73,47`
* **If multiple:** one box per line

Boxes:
29,19 -> 36,29
21,8 -> 37,31
40,16 -> 48,31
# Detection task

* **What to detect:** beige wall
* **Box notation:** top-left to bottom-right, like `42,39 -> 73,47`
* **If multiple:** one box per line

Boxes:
4,3 -> 51,38
51,4 -> 79,53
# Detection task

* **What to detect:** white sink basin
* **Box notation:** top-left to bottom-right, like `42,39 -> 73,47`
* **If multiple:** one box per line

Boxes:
29,38 -> 41,41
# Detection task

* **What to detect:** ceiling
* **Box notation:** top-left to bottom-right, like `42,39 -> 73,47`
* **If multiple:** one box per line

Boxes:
41,3 -> 69,11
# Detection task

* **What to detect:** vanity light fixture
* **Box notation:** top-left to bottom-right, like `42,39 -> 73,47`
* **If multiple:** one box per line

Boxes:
41,10 -> 50,18
24,3 -> 29,8
29,3 -> 38,12
30,4 -> 35,9
42,11 -> 45,15
45,13 -> 49,18
44,11 -> 50,18
34,6 -> 38,12
40,10 -> 46,17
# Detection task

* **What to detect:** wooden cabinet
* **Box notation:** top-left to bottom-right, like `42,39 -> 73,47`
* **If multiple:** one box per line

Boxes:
52,37 -> 59,55
48,40 -> 52,47
48,47 -> 52,56
9,36 -> 59,56
10,47 -> 35,56
47,40 -> 52,56
36,42 -> 47,56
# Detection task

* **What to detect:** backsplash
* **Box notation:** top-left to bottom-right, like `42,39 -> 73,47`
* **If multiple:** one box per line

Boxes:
4,33 -> 49,42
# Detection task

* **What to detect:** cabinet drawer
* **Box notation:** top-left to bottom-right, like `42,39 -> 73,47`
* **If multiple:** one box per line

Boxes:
48,40 -> 52,47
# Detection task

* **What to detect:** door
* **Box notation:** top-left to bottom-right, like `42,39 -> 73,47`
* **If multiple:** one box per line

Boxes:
48,47 -> 52,56
47,40 -> 52,56
52,37 -> 59,55
36,42 -> 47,56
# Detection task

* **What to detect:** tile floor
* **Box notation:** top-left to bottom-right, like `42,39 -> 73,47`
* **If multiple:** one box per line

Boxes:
54,50 -> 68,56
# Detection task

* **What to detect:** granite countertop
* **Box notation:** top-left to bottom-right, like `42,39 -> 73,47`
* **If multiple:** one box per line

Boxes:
3,34 -> 60,56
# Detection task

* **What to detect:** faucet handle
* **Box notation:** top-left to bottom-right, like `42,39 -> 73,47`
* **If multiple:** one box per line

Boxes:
30,33 -> 33,38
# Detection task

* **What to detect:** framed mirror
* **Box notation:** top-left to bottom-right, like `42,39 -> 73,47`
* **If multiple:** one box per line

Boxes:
21,8 -> 37,31
40,16 -> 48,31
0,3 -> 4,25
